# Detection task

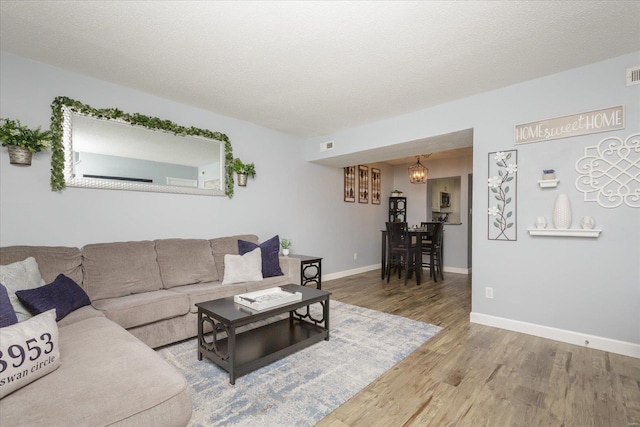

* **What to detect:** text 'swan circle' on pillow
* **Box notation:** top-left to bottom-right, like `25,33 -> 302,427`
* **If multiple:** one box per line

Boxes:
0,309 -> 61,399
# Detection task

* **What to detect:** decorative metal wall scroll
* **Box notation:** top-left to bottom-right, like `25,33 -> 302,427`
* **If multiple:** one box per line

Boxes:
358,165 -> 369,203
488,150 -> 518,241
371,168 -> 381,204
575,133 -> 640,208
344,166 -> 355,202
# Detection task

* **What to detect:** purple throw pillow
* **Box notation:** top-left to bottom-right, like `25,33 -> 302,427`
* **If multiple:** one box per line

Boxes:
238,235 -> 283,278
0,283 -> 19,327
15,274 -> 91,322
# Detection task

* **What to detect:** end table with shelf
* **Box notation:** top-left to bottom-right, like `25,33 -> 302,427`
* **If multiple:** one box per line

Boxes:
287,255 -> 322,289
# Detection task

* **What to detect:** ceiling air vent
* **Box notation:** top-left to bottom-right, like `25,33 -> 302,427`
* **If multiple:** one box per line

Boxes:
320,141 -> 334,152
627,66 -> 640,86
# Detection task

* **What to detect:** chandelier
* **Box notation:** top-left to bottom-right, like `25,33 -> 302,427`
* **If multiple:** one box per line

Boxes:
408,155 -> 429,184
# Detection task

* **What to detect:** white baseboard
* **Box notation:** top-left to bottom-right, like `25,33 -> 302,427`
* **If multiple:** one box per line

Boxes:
323,264 -> 471,282
322,264 -> 380,282
443,266 -> 471,275
470,312 -> 640,359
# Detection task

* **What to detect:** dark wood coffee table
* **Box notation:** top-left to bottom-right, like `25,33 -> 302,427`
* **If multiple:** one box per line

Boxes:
196,284 -> 330,384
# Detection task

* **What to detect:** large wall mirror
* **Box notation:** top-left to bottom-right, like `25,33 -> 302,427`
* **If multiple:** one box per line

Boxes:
50,96 -> 234,197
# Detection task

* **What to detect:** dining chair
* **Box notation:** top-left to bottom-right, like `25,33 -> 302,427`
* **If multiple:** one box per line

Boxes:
385,222 -> 421,285
420,221 -> 438,244
421,221 -> 444,282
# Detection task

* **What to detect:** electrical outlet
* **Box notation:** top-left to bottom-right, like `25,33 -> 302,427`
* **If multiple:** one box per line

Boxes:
485,287 -> 494,299
353,252 -> 358,260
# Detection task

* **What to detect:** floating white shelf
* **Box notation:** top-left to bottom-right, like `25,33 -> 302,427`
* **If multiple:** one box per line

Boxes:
538,179 -> 559,188
527,228 -> 601,238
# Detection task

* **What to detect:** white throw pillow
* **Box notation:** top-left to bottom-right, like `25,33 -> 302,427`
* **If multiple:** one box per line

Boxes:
0,309 -> 61,399
0,257 -> 45,322
221,248 -> 263,285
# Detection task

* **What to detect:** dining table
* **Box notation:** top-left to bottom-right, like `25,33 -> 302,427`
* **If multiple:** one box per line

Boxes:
380,226 -> 432,285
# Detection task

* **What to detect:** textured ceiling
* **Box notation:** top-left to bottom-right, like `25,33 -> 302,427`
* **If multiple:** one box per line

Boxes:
1,1 -> 639,140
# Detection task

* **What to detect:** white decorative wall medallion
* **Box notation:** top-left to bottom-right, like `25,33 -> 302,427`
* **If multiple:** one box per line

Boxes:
575,133 -> 640,208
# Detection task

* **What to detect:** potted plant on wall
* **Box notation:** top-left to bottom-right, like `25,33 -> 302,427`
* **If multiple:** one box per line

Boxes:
280,238 -> 292,256
0,118 -> 53,165
232,158 -> 256,186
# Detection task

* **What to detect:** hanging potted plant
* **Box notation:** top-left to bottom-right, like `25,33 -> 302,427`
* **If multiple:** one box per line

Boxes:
0,118 -> 53,166
231,158 -> 256,186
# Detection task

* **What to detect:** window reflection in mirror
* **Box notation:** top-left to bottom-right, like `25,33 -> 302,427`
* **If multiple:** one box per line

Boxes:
428,176 -> 461,223
71,114 -> 222,191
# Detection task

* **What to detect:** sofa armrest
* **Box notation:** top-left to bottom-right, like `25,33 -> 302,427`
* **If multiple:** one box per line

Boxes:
279,256 -> 301,286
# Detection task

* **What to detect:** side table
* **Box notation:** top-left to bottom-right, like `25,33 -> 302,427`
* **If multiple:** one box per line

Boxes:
287,254 -> 322,289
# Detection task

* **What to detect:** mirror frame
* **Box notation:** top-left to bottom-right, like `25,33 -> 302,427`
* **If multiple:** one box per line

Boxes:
50,96 -> 234,197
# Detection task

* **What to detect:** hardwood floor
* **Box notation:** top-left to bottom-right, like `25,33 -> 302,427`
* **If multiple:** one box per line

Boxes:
315,270 -> 640,427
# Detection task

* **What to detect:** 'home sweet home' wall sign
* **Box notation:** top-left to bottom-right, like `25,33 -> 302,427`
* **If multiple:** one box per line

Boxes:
515,105 -> 624,144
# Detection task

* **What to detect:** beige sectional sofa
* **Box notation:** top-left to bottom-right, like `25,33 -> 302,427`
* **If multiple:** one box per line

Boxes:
0,234 -> 301,426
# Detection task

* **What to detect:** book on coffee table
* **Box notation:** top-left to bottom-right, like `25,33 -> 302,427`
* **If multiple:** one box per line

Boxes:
234,287 -> 302,311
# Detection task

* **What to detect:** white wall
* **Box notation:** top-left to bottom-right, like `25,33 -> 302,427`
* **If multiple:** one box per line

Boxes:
0,53 -> 389,277
2,51 -> 638,353
306,52 -> 640,352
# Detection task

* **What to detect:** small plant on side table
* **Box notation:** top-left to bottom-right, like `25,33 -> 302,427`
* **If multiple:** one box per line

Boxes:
280,238 -> 292,256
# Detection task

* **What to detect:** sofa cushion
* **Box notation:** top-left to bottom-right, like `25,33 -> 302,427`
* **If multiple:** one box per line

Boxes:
82,241 -> 163,301
210,234 -> 258,280
222,247 -> 263,285
56,305 -> 105,328
155,238 -> 219,288
0,316 -> 192,426
0,246 -> 83,287
91,290 -> 190,329
171,281 -> 247,313
238,235 -> 284,278
0,283 -> 18,327
16,274 -> 91,322
0,257 -> 44,322
0,309 -> 60,399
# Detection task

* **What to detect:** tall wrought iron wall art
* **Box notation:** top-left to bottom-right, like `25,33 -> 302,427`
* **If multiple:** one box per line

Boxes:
487,150 -> 518,241
358,165 -> 369,203
371,168 -> 381,204
344,166 -> 356,202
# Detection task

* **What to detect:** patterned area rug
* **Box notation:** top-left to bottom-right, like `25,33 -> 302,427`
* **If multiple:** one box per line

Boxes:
157,300 -> 441,427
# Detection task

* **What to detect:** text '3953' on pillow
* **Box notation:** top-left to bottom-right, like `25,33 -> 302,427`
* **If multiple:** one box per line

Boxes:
0,309 -> 61,399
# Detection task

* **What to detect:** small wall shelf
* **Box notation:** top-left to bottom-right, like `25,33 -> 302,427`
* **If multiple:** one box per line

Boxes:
527,228 -> 601,238
538,179 -> 559,188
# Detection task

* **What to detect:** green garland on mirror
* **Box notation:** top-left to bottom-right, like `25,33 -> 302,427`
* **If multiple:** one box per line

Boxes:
49,96 -> 235,197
